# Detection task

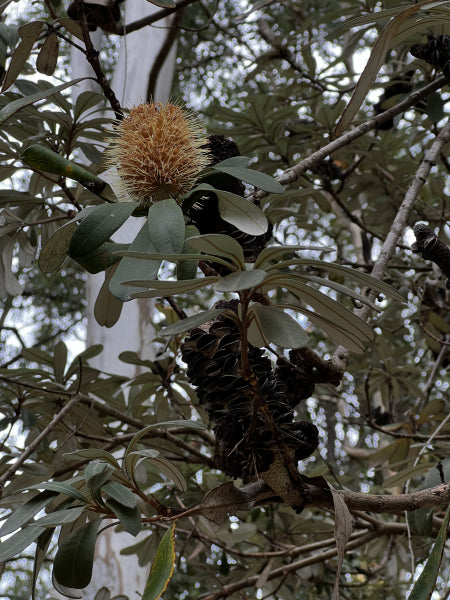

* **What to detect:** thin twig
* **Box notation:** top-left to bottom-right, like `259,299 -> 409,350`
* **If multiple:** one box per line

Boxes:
0,393 -> 82,493
248,76 -> 447,204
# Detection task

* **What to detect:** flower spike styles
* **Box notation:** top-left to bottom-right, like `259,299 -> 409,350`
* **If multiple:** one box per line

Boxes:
106,102 -> 210,203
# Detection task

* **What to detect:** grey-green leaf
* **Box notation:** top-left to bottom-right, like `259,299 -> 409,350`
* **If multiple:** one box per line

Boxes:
185,234 -> 245,269
105,498 -> 142,536
109,221 -> 161,302
248,304 -> 309,348
53,520 -> 100,589
214,269 -> 267,292
69,203 -> 138,260
0,490 -> 56,536
217,191 -> 268,235
84,462 -> 115,490
212,165 -> 284,193
35,506 -> 86,527
147,198 -> 185,254
160,308 -> 226,336
102,482 -> 137,508
0,525 -> 44,562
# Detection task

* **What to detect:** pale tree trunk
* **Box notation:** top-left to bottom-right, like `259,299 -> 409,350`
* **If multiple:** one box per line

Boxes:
67,2 -> 177,597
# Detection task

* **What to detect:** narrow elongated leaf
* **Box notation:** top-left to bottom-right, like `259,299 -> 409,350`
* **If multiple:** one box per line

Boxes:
2,32 -> 43,92
335,0 -> 442,135
214,269 -> 267,292
53,520 -> 100,589
269,276 -> 374,343
212,164 -> 284,193
248,303 -> 309,348
147,457 -> 188,492
185,234 -> 245,269
28,482 -> 87,503
128,277 -> 220,298
299,274 -> 380,311
147,198 -> 185,254
331,489 -> 353,600
254,245 -> 334,269
407,501 -> 450,600
289,304 -> 367,353
102,482 -> 137,508
0,490 -> 56,536
267,259 -> 405,301
0,525 -> 44,562
124,420 -> 206,476
105,498 -> 142,536
65,449 -> 121,469
69,203 -> 138,259
217,191 -> 268,235
35,506 -> 85,527
0,78 -> 85,123
109,221 -> 161,302
160,308 -> 226,336
142,523 -> 176,600
116,251 -> 234,270
33,528 -> 54,600
146,0 -> 176,8
178,224 -> 200,280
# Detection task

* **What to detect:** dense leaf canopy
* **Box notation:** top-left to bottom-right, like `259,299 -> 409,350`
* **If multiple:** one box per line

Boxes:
0,1 -> 450,599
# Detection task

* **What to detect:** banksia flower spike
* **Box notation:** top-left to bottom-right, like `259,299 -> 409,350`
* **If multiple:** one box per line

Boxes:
105,102 -> 210,203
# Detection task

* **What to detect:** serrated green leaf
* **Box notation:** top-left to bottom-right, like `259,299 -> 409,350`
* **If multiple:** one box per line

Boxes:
84,462 -> 115,490
185,234 -> 245,270
35,506 -> 85,527
53,520 -> 100,589
0,525 -> 44,562
407,501 -> 450,600
214,269 -> 266,292
212,164 -> 284,193
160,308 -> 226,336
248,303 -> 309,348
105,498 -> 142,536
142,523 -> 176,600
0,490 -> 56,536
102,482 -> 137,508
69,203 -> 138,260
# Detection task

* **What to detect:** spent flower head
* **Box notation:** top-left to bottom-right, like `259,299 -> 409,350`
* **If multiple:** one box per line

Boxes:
105,102 -> 210,203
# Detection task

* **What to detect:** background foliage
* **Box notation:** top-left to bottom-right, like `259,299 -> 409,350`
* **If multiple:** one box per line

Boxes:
0,1 -> 450,599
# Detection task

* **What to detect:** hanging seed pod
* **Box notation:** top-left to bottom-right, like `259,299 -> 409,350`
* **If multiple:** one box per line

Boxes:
181,301 -> 319,485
